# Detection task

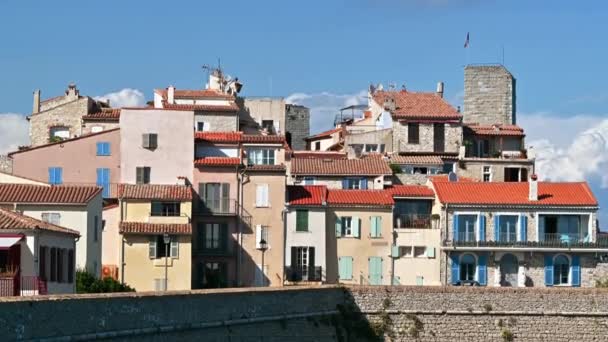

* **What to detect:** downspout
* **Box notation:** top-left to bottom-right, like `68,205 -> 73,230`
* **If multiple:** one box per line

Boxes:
237,167 -> 247,287
444,203 -> 449,285
390,205 -> 395,286
120,197 -> 126,284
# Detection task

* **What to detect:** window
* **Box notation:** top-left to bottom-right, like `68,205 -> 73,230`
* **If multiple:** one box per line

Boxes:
196,122 -> 210,132
41,213 -> 60,225
151,201 -> 181,216
399,246 -> 412,257
149,235 -> 178,259
248,149 -> 275,165
256,184 -> 269,207
57,249 -> 64,283
256,225 -> 270,249
261,120 -> 274,132
136,167 -> 151,184
408,123 -> 420,144
314,141 -> 321,150
201,262 -> 227,288
498,216 -> 518,242
443,163 -> 455,174
370,216 -> 382,238
413,246 -> 427,258
482,166 -> 492,182
96,142 -> 111,156
460,254 -> 476,282
50,247 -> 57,282
343,178 -> 365,190
203,223 -> 227,251
142,133 -> 158,149
48,167 -> 63,185
365,144 -> 378,153
338,256 -> 353,280
341,217 -> 353,236
303,176 -> 316,185
413,167 -> 428,175
93,215 -> 99,242
457,215 -> 477,242
96,168 -> 111,198
39,246 -> 47,280
67,249 -> 74,283
296,210 -> 309,232
477,139 -> 490,157
91,126 -> 103,133
296,247 -> 309,279
200,183 -> 231,213
50,127 -> 69,139
554,255 -> 570,285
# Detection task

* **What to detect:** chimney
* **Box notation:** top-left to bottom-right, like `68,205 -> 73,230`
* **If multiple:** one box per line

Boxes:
33,89 -> 41,114
436,82 -> 444,98
529,174 -> 538,201
167,86 -> 175,104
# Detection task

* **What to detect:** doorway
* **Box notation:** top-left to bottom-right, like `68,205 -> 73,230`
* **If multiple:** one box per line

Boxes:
500,254 -> 519,287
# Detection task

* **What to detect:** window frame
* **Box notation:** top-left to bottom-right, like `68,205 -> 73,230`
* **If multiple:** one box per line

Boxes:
151,201 -> 181,217
96,142 -> 111,156
136,166 -> 151,184
553,254 -> 571,286
408,123 -> 420,144
482,166 -> 492,182
460,253 -> 477,282
247,148 -> 276,166
41,212 -> 61,225
341,217 -> 353,237
295,210 -> 309,232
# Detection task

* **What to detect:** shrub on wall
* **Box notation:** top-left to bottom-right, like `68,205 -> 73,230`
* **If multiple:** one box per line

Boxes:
76,270 -> 135,293
595,277 -> 608,288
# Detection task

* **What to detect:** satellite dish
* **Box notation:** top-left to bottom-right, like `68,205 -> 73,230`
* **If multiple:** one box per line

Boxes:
448,172 -> 458,182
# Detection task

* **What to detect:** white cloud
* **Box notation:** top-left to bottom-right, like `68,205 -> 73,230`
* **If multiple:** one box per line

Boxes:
0,113 -> 29,154
286,90 -> 368,134
94,88 -> 145,108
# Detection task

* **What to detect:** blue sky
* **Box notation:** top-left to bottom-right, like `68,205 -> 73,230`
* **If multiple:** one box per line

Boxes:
1,0 -> 607,223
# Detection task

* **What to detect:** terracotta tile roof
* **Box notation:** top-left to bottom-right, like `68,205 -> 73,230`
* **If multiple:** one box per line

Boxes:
0,208 -> 80,236
292,151 -> 347,160
0,184 -> 101,205
82,108 -> 121,121
287,185 -> 327,206
372,90 -> 461,121
162,102 -> 239,112
387,185 -> 435,198
327,190 -> 394,207
390,155 -> 444,165
194,157 -> 241,167
194,131 -> 243,143
118,184 -> 192,201
242,134 -> 286,144
305,127 -> 342,141
8,128 -> 120,156
433,182 -> 598,207
428,174 -> 478,183
245,164 -> 286,172
291,158 -> 392,176
155,88 -> 235,100
119,222 -> 192,235
464,123 -> 525,137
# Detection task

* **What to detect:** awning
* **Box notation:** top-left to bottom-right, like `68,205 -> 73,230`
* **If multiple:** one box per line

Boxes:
0,234 -> 24,250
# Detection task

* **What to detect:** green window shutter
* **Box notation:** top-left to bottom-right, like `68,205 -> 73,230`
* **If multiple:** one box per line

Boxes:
391,245 -> 400,258
346,257 -> 353,280
296,210 -> 308,232
368,257 -> 383,285
335,218 -> 342,238
339,256 -> 353,280
376,216 -> 382,237
426,247 -> 435,258
352,217 -> 360,238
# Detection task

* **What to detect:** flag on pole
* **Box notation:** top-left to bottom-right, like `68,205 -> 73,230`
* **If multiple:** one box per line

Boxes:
464,32 -> 470,48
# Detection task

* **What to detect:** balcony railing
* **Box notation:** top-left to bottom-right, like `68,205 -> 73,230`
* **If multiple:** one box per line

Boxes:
542,233 -> 587,244
498,232 -> 517,243
0,275 -> 47,297
445,234 -> 608,248
285,266 -> 322,282
197,199 -> 238,216
394,214 -> 432,229
454,232 -> 477,242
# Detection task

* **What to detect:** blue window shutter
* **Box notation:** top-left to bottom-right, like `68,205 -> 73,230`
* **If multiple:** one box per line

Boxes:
104,142 -> 111,156
342,178 -> 348,189
56,168 -> 62,184
520,214 -> 528,242
544,254 -> 554,287
96,142 -> 103,156
96,168 -> 103,186
339,257 -> 353,280
48,167 -> 54,184
453,214 -> 460,241
478,253 -> 487,286
479,215 -> 486,241
494,215 -> 500,242
571,255 -> 581,287
450,253 -> 460,285
360,178 -> 367,190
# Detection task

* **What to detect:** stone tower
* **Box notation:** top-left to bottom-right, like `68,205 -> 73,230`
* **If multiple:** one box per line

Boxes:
463,65 -> 516,125
285,104 -> 310,151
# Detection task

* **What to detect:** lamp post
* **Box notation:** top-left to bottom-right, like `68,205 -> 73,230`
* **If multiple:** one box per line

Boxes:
163,233 -> 171,291
259,238 -> 268,286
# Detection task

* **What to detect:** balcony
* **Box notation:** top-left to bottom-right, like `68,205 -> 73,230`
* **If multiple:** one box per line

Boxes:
0,275 -> 47,296
285,266 -> 322,282
148,213 -> 190,224
445,233 -> 608,248
394,214 -> 432,229
197,199 -> 238,216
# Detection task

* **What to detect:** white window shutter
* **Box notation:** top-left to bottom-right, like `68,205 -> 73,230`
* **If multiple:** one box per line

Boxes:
256,185 -> 263,207
170,240 -> 179,258
274,121 -> 280,134
255,225 -> 262,249
263,184 -> 269,206
203,122 -> 210,132
148,239 -> 156,259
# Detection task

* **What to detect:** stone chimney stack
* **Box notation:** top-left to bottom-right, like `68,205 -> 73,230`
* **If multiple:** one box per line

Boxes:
529,174 -> 538,201
436,82 -> 444,98
66,83 -> 79,99
33,89 -> 41,114
167,86 -> 175,104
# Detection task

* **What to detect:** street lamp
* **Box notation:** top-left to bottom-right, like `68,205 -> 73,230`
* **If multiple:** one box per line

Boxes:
163,233 -> 171,291
259,238 -> 268,286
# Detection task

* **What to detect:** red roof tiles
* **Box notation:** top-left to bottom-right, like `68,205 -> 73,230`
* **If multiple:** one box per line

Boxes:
245,164 -> 286,172
194,157 -> 241,167
287,186 -> 327,206
433,182 -> 598,207
291,158 -> 392,176
372,90 -> 461,121
119,184 -> 192,201
241,135 -> 286,144
305,127 -> 342,141
0,208 -> 80,236
327,190 -> 394,207
387,185 -> 435,198
465,123 -> 525,137
0,184 -> 101,205
82,108 -> 121,121
162,102 -> 239,112
155,88 -> 235,100
390,155 -> 444,165
195,131 -> 243,143
291,151 -> 347,160
119,222 -> 192,235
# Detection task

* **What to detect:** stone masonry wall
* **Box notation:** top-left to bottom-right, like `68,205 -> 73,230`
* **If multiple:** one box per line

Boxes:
464,65 -> 516,125
0,155 -> 12,173
286,104 -> 310,151
393,121 -> 461,154
29,98 -> 91,146
2,286 -> 608,341
196,112 -> 238,132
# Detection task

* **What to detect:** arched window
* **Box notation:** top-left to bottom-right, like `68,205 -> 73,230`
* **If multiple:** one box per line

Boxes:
554,255 -> 570,285
460,254 -> 476,282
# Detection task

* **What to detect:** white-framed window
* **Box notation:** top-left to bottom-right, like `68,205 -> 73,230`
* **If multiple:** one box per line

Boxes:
554,254 -> 570,285
248,149 -> 275,165
460,253 -> 477,282
482,166 -> 492,182
41,213 -> 61,225
255,184 -> 269,207
196,121 -> 210,132
148,235 -> 179,259
296,247 -> 309,279
399,246 -> 413,257
344,178 -> 363,189
91,126 -> 104,133
413,246 -> 426,258
303,176 -> 316,185
341,217 -> 353,236
365,144 -> 378,153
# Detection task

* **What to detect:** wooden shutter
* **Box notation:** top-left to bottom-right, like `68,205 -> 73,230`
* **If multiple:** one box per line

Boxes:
571,255 -> 581,287
96,142 -> 103,155
519,214 -> 528,242
149,134 -> 158,148
391,245 -> 400,258
255,225 -> 262,248
478,214 -> 486,241
341,178 -> 348,189
149,238 -> 157,259
544,254 -> 554,286
170,239 -> 179,258
352,217 -> 360,238
136,167 -> 143,184
360,178 -> 367,190
450,253 -> 460,285
220,223 -> 228,252
339,257 -> 353,280
221,183 -> 230,212
425,247 -> 435,258
368,257 -> 382,285
453,214 -> 460,241
290,247 -> 297,268
308,247 -> 315,281
478,253 -> 487,285
143,167 -> 150,184
142,134 -> 150,148
494,215 -> 500,242
335,219 -> 342,238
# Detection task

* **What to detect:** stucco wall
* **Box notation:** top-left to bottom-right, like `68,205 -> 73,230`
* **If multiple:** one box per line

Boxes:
82,121 -> 120,135
120,109 -> 194,184
238,98 -> 286,135
10,129 -> 121,186
285,207 -> 327,280
344,128 -> 393,157
0,172 -> 47,185
393,121 -> 461,153
394,228 -> 441,286
36,231 -> 77,294
101,205 -> 121,267
194,112 -> 238,132
457,159 -> 534,182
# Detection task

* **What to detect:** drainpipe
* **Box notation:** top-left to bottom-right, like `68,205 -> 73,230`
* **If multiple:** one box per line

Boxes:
237,167 -> 247,287
444,203 -> 449,285
391,205 -> 396,285
120,197 -> 125,284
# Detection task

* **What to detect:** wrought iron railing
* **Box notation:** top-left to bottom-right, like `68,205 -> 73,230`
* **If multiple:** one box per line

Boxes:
197,199 -> 238,215
285,266 -> 322,282
498,232 -> 517,242
445,234 -> 608,248
394,214 -> 432,229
